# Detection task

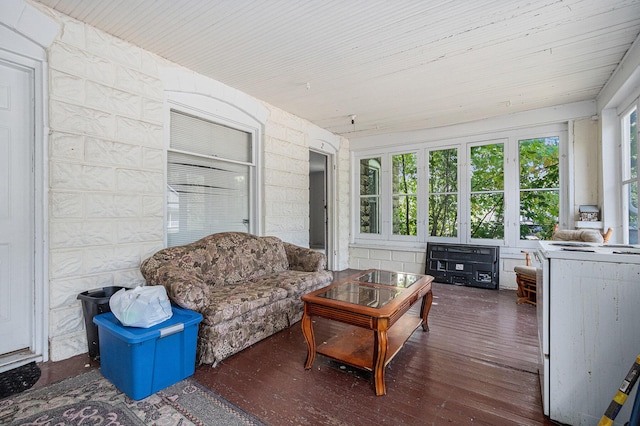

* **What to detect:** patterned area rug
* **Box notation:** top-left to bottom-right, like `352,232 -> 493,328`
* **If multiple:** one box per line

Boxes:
0,370 -> 265,425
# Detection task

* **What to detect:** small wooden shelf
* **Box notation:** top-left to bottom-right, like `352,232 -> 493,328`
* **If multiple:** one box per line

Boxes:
316,314 -> 423,371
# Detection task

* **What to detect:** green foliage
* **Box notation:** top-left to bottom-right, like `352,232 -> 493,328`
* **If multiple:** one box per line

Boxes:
429,149 -> 457,192
520,190 -> 558,240
519,138 -> 559,190
393,195 -> 417,235
519,137 -> 559,240
392,153 -> 417,235
470,192 -> 504,239
470,144 -> 504,239
427,139 -> 559,241
429,194 -> 457,236
429,149 -> 458,236
470,144 -> 504,191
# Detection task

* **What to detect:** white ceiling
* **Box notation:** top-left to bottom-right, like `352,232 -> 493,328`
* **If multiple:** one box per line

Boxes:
33,0 -> 640,139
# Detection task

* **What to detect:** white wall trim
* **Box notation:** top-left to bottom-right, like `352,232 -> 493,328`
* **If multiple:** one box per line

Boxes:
598,32 -> 640,111
308,125 -> 340,154
159,67 -> 269,125
350,100 -> 595,151
0,0 -> 59,52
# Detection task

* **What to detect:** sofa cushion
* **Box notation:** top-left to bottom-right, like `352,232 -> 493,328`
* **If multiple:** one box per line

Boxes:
201,233 -> 289,286
249,270 -> 334,298
201,280 -> 289,325
155,264 -> 211,311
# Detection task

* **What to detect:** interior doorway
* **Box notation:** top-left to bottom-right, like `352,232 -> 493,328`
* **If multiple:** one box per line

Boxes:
309,151 -> 328,255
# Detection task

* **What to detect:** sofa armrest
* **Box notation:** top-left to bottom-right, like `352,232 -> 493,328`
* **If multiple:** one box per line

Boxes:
149,265 -> 211,312
284,242 -> 327,272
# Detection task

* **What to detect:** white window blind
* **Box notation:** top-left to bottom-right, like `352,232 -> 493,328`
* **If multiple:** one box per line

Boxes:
170,110 -> 252,163
167,110 -> 253,247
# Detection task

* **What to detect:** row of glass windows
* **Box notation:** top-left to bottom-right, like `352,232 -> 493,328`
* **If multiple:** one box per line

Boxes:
357,136 -> 560,243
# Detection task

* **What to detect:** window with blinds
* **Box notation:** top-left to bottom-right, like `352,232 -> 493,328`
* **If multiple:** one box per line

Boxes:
167,110 -> 254,247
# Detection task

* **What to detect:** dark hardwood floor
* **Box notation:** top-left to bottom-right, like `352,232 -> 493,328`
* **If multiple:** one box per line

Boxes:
34,270 -> 554,425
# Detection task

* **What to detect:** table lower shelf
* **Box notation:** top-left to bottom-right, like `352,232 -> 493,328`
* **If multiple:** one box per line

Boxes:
316,314 -> 424,371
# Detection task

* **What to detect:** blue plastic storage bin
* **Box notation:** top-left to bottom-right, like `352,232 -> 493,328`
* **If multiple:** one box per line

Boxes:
93,305 -> 202,400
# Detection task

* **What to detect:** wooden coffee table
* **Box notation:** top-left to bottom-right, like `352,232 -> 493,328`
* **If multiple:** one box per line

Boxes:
301,269 -> 434,395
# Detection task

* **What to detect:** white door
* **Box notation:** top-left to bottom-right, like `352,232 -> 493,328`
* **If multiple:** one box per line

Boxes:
0,60 -> 34,355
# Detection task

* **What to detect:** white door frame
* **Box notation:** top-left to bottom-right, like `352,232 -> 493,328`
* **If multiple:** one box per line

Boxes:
0,50 -> 47,371
0,2 -> 58,370
309,131 -> 340,271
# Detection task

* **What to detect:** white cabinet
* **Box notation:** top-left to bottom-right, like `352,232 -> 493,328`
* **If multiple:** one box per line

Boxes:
537,242 -> 640,425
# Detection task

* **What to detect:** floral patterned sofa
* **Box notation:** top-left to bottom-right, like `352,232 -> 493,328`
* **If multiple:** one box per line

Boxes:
140,232 -> 333,366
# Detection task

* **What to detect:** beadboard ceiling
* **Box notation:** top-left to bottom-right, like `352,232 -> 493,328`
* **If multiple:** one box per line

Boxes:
33,0 -> 640,138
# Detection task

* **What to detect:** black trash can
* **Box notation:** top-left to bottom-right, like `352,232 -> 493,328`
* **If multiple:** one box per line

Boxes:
77,286 -> 125,359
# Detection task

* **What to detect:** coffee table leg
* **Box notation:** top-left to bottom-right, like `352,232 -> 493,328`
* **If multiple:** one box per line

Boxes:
301,310 -> 316,369
420,289 -> 433,332
373,329 -> 388,396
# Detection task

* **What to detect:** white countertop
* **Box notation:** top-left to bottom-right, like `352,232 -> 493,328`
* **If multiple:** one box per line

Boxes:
538,241 -> 640,264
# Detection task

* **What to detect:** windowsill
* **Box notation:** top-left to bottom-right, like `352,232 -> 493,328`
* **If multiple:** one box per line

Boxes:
350,241 -> 426,252
350,240 -> 540,258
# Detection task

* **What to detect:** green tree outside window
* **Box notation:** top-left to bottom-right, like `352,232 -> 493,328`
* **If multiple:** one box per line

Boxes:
519,137 -> 559,240
470,143 -> 504,239
392,153 -> 417,236
429,148 -> 458,237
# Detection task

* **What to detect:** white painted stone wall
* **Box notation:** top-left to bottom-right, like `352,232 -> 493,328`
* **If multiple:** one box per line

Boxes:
263,108 -> 314,246
46,10 -> 166,361
263,107 -> 353,252
41,7 -> 350,361
350,246 -> 522,290
336,138 -> 351,271
349,247 -> 426,275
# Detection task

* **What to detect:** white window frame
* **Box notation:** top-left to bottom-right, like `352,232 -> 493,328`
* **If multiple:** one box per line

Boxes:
467,138 -> 508,245
514,135 -> 561,242
510,127 -> 568,250
425,144 -> 461,244
353,152 -> 385,241
621,101 -> 639,244
164,92 -> 262,244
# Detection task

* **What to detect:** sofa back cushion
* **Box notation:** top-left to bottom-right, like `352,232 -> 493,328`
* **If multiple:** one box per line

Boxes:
142,232 -> 289,288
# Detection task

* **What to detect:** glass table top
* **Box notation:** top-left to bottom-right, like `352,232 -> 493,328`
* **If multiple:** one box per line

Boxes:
317,282 -> 403,309
354,270 -> 422,288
